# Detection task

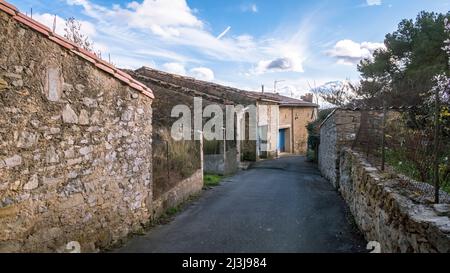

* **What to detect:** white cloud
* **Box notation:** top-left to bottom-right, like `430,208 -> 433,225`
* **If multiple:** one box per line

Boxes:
190,67 -> 215,81
366,0 -> 382,6
64,0 -> 312,74
33,13 -> 96,38
327,39 -> 385,65
162,62 -> 187,75
241,4 -> 258,13
254,57 -> 303,74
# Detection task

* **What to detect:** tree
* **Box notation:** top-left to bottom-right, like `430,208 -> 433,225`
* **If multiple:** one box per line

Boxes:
64,17 -> 96,54
357,11 -> 450,108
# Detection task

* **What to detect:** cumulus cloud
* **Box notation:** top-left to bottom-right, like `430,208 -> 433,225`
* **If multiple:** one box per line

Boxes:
327,39 -> 385,65
366,0 -> 382,6
33,13 -> 96,38
190,67 -> 215,81
254,57 -> 303,74
162,62 -> 187,75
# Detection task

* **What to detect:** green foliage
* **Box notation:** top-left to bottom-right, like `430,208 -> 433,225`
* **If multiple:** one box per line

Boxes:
306,108 -> 335,162
204,174 -> 222,187
357,11 -> 450,107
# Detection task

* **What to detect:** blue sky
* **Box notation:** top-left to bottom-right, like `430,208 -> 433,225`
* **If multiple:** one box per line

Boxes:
9,0 -> 450,97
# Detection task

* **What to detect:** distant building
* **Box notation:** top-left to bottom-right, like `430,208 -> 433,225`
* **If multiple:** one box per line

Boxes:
246,92 -> 319,155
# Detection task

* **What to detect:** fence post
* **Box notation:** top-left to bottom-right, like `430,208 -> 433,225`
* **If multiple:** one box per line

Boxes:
381,101 -> 387,171
166,140 -> 170,182
433,87 -> 441,204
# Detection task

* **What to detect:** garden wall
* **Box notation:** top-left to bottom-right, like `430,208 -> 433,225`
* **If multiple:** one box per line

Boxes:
339,149 -> 450,253
318,109 -> 361,188
0,5 -> 154,252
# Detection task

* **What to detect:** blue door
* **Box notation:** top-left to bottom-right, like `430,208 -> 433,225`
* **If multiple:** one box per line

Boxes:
278,129 -> 286,152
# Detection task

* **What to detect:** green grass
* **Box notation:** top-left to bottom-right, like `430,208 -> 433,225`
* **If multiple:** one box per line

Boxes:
204,174 -> 223,187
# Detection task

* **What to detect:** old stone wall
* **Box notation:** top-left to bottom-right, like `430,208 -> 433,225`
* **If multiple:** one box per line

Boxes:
204,147 -> 238,176
339,149 -> 450,253
319,109 -> 399,188
0,10 -> 153,252
152,169 -> 204,219
127,71 -> 231,210
319,110 -> 361,188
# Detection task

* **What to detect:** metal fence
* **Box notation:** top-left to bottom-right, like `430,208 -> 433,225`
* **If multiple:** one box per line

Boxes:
351,106 -> 450,204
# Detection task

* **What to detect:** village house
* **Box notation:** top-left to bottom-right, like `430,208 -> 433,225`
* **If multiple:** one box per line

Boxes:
244,92 -> 319,155
0,2 -> 156,252
132,67 -> 281,165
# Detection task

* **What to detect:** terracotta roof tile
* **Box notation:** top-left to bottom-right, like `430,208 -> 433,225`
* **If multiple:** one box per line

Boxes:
49,35 -> 75,50
95,62 -> 115,75
0,0 -> 154,99
0,0 -> 17,12
0,2 -> 16,16
13,14 -> 50,37
71,50 -> 96,64
114,72 -> 132,85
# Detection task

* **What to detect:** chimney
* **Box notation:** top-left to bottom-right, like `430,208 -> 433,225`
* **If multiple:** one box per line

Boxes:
261,84 -> 265,93
301,93 -> 313,103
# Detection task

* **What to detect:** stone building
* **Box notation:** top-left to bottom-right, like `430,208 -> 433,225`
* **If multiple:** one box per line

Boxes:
0,1 -> 155,252
246,92 -> 318,155
132,67 -> 281,165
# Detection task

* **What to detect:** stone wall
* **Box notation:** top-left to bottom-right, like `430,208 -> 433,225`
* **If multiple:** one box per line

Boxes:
319,109 -> 398,188
0,10 -> 153,252
319,110 -> 361,188
204,147 -> 238,176
152,169 -> 203,219
339,149 -> 450,253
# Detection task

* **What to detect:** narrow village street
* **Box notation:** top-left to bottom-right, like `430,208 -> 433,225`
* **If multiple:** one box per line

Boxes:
117,157 -> 367,253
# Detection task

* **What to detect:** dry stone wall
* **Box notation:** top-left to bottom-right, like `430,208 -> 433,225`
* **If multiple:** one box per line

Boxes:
319,110 -> 361,188
339,149 -> 450,253
0,11 -> 153,252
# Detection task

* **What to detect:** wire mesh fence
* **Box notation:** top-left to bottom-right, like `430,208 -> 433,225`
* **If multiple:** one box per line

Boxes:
351,107 -> 450,204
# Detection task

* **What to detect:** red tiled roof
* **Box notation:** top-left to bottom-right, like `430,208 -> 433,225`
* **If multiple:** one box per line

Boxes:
0,0 -> 154,99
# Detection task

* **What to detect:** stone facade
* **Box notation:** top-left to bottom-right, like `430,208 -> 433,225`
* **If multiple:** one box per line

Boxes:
339,149 -> 450,253
134,67 -> 281,163
152,169 -> 204,219
319,110 -> 361,188
0,7 -> 154,252
123,70 -> 206,216
279,106 -> 317,155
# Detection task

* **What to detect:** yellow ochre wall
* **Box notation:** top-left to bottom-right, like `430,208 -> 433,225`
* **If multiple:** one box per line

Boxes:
279,106 -> 317,155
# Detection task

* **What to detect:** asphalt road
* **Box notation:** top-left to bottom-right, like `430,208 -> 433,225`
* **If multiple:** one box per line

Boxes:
117,156 -> 367,253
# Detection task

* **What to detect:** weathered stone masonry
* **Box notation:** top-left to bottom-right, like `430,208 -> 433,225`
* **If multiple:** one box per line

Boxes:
0,3 -> 155,252
340,149 -> 450,253
319,109 -> 450,252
